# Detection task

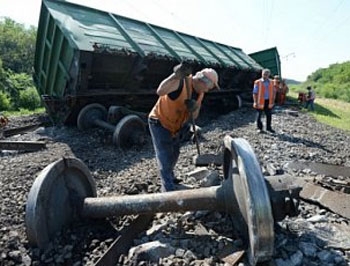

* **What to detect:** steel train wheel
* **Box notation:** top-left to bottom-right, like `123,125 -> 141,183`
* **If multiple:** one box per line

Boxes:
25,157 -> 96,249
113,114 -> 146,149
223,136 -> 274,265
107,105 -> 124,124
77,103 -> 107,130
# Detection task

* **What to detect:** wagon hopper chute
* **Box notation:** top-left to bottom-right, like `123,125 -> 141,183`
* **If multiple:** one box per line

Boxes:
249,47 -> 281,78
34,0 -> 267,125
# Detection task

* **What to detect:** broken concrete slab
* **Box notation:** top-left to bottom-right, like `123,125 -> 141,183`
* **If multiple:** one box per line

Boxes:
300,182 -> 350,220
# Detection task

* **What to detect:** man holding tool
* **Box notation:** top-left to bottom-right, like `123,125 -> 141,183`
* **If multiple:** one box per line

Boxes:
148,63 -> 220,192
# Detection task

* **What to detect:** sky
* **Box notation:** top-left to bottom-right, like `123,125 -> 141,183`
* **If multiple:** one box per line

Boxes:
1,0 -> 350,81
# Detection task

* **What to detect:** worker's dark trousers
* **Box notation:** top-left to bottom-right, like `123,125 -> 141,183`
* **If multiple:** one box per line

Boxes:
305,99 -> 315,111
148,117 -> 180,192
256,100 -> 273,130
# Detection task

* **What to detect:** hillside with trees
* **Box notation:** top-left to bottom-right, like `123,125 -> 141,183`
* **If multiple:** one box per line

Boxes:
0,17 -> 40,112
284,78 -> 301,85
303,61 -> 350,103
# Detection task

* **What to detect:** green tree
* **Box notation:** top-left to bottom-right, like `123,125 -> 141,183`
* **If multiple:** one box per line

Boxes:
0,58 -> 8,96
304,61 -> 350,103
0,58 -> 37,110
0,17 -> 36,74
0,91 -> 11,111
19,87 -> 41,110
0,20 -> 40,111
5,71 -> 37,110
0,58 -> 11,111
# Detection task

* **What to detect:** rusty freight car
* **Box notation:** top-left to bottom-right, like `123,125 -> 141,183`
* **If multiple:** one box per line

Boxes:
34,0 -> 278,126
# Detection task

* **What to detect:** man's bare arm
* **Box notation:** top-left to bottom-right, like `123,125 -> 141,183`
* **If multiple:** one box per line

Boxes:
156,73 -> 181,96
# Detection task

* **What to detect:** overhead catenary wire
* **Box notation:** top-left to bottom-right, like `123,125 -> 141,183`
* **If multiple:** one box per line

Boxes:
259,0 -> 274,45
308,2 -> 350,58
312,0 -> 346,37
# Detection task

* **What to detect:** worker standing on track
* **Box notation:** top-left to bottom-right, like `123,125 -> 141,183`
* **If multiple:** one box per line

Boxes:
279,79 -> 289,105
305,86 -> 316,111
273,75 -> 281,105
253,68 -> 276,134
148,63 -> 220,192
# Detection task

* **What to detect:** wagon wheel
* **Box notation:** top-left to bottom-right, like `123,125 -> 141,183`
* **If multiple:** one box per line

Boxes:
107,106 -> 124,125
223,136 -> 274,265
77,103 -> 107,130
25,157 -> 96,249
112,115 -> 146,149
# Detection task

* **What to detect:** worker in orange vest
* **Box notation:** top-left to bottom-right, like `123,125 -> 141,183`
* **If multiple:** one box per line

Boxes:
273,75 -> 281,105
279,79 -> 289,105
253,69 -> 276,133
148,63 -> 220,192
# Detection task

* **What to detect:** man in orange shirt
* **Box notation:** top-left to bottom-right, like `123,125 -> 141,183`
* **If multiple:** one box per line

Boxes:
273,75 -> 281,105
280,79 -> 289,105
253,69 -> 276,133
148,63 -> 220,192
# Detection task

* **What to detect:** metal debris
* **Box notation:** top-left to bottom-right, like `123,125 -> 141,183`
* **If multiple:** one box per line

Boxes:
0,140 -> 46,151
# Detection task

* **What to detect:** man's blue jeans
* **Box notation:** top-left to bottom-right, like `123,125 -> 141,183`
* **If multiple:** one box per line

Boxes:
305,99 -> 315,111
148,117 -> 181,192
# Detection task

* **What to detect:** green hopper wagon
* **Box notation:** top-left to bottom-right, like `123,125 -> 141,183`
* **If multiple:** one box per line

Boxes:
249,47 -> 281,78
34,0 -> 272,125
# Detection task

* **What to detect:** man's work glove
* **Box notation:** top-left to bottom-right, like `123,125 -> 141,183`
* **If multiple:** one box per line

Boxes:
173,62 -> 192,79
184,99 -> 198,113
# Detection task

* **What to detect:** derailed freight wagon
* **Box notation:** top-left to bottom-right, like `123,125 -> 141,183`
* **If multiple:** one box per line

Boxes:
34,0 -> 269,126
249,47 -> 281,78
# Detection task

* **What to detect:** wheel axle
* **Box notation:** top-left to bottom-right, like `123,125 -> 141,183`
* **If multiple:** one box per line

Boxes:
77,103 -> 146,149
25,136 -> 299,265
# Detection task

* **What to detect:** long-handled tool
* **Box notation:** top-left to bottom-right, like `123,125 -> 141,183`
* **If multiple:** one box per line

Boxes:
183,75 -> 222,166
174,62 -> 222,166
190,114 -> 201,155
184,76 -> 201,156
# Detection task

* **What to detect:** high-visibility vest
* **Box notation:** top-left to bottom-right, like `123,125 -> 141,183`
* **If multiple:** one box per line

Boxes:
281,83 -> 289,94
254,79 -> 275,109
273,79 -> 281,90
149,77 -> 194,136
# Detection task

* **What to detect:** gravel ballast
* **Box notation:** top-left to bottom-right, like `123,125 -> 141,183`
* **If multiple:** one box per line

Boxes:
0,105 -> 349,265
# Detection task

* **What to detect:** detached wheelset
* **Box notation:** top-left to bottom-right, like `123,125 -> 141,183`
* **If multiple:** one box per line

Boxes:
25,136 -> 299,265
76,103 -> 147,149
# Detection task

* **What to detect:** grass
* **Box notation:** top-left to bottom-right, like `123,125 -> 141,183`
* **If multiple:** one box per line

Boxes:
2,107 -> 46,117
288,91 -> 350,133
2,93 -> 350,134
